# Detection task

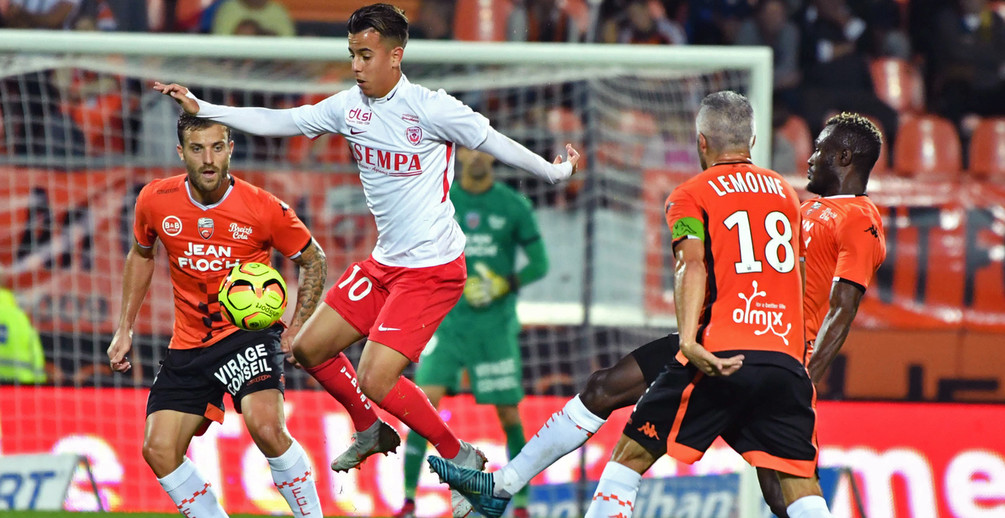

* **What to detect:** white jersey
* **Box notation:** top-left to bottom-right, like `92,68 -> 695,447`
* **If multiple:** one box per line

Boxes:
290,75 -> 490,268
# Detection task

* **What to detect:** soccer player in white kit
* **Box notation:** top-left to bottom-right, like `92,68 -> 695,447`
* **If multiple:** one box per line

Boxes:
155,4 -> 580,515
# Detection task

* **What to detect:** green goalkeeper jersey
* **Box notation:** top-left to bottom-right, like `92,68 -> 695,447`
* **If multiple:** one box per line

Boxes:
440,181 -> 547,332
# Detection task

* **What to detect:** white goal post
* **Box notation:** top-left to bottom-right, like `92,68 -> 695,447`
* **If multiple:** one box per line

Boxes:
0,30 -> 773,164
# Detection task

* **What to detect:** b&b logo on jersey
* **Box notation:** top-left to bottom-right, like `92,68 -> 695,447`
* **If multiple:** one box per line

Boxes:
162,216 -> 182,236
198,217 -> 214,239
406,126 -> 422,145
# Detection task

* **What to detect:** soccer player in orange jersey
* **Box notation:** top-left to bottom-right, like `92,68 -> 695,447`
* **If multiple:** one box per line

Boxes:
583,90 -> 832,518
756,112 -> 887,517
106,114 -> 329,518
431,114 -> 886,518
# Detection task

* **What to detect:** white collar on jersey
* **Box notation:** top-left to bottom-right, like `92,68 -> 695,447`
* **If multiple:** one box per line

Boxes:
821,194 -> 865,199
185,177 -> 235,211
369,74 -> 408,104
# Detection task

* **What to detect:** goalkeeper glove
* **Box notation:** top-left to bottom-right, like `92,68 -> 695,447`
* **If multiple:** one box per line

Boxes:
464,262 -> 513,308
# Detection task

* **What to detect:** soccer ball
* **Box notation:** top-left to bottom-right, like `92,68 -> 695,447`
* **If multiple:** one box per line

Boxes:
218,262 -> 288,331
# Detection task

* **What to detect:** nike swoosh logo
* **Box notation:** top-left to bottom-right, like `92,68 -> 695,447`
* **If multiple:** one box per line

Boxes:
377,324 -> 400,331
350,128 -> 366,135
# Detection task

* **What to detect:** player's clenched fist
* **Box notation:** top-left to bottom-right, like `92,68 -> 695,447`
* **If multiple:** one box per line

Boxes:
107,329 -> 133,373
152,81 -> 200,115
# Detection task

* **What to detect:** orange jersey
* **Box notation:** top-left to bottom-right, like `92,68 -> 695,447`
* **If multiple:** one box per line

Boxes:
801,195 -> 886,353
665,162 -> 805,362
134,175 -> 312,350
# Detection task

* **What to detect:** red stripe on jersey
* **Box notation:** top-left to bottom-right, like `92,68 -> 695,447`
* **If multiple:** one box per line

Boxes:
441,142 -> 454,202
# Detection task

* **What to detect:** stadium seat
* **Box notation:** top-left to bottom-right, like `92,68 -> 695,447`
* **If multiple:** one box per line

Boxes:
774,114 -> 812,175
454,0 -> 513,41
892,115 -> 962,181
870,57 -> 925,116
969,117 -> 1005,181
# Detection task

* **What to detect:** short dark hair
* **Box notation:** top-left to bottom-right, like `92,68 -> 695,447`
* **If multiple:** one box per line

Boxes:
824,112 -> 883,174
696,90 -> 754,152
347,3 -> 409,48
177,113 -> 230,145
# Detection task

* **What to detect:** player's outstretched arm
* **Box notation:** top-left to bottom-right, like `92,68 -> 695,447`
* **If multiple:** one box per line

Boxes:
284,239 -> 327,366
806,280 -> 864,383
152,81 -> 304,137
476,129 -> 580,184
107,242 -> 156,373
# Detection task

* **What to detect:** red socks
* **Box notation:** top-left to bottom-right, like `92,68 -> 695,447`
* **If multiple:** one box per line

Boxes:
305,353 -> 378,431
379,376 -> 460,458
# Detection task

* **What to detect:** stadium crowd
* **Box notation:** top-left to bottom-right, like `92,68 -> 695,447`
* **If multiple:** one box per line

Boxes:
1,0 -> 1004,173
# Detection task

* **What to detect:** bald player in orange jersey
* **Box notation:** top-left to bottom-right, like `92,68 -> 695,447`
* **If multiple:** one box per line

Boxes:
107,114 -> 330,518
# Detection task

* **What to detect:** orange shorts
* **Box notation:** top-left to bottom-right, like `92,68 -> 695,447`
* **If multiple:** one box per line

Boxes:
324,254 -> 466,362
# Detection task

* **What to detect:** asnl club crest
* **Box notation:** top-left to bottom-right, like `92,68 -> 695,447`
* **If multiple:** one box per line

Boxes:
406,126 -> 422,145
198,217 -> 215,239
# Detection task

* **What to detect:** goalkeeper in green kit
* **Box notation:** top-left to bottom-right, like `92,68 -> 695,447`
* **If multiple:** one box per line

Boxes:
396,148 -> 549,518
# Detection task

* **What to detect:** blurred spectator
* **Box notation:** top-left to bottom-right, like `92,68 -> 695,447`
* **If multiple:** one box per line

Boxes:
412,0 -> 453,40
0,287 -> 46,384
5,0 -> 81,29
860,0 -> 909,58
685,0 -> 753,45
211,0 -> 294,37
53,7 -> 129,155
509,0 -> 583,42
929,0 -> 1005,129
735,0 -> 801,109
796,0 -> 898,147
1,0 -> 86,158
606,0 -> 686,44
103,0 -> 147,31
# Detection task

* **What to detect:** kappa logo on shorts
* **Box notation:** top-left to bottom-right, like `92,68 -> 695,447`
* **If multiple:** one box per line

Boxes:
637,422 -> 659,439
733,280 -> 792,345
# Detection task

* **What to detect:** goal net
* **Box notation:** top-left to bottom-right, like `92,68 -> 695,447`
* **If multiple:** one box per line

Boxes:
0,30 -> 771,515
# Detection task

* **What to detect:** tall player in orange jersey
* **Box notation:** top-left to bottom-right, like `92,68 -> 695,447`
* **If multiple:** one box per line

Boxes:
756,112 -> 887,517
432,113 -> 885,518
107,114 -> 329,518
582,91 -> 833,518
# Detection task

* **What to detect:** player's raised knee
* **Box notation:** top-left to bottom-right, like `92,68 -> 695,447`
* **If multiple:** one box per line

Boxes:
580,368 -> 618,417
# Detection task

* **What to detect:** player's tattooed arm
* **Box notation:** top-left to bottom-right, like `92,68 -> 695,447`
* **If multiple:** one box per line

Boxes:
285,239 -> 327,362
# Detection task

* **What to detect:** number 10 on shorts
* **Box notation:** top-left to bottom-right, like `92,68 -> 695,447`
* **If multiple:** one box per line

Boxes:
339,264 -> 373,301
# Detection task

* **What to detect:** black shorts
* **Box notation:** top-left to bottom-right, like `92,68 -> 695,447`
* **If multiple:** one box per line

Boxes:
147,325 -> 286,430
629,333 -> 680,386
624,350 -> 818,477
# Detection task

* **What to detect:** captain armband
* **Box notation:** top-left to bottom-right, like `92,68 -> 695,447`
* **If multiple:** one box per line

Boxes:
672,217 -> 705,242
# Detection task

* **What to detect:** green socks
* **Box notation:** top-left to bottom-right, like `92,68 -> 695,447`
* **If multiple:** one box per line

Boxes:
402,430 -> 427,501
